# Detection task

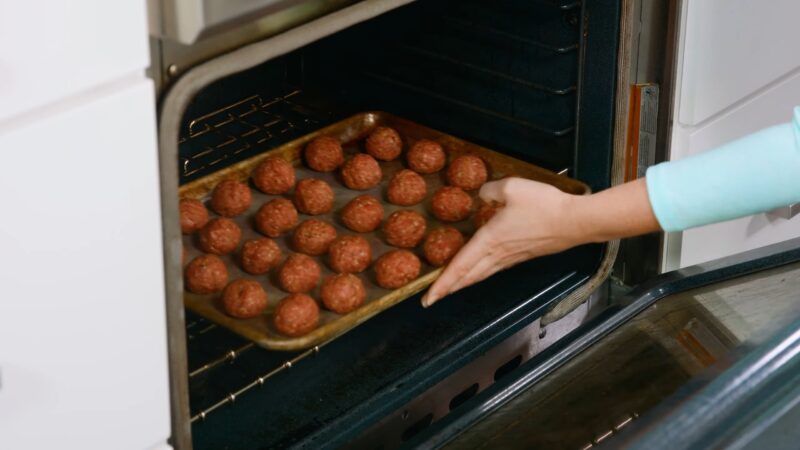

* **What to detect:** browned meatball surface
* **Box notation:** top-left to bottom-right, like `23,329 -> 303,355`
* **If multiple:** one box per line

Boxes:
321,273 -> 366,314
211,179 -> 252,217
278,253 -> 321,293
252,157 -> 295,194
383,210 -> 427,248
328,235 -> 372,273
375,250 -> 422,289
305,136 -> 344,172
365,126 -> 403,161
221,279 -> 268,319
406,139 -> 446,174
293,178 -> 335,215
341,154 -> 382,190
198,218 -> 242,255
423,226 -> 465,267
255,198 -> 298,237
274,293 -> 320,337
240,238 -> 282,275
292,219 -> 337,256
431,186 -> 473,222
341,195 -> 384,233
185,254 -> 229,294
446,155 -> 488,191
387,169 -> 427,206
474,200 -> 502,228
179,198 -> 209,234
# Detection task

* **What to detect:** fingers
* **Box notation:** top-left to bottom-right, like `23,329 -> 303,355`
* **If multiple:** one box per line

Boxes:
421,228 -> 494,308
445,252 -> 503,295
478,179 -> 508,204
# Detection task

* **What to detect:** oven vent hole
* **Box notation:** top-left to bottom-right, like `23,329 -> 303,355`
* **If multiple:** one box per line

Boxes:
401,413 -> 433,442
449,383 -> 479,411
494,354 -> 523,382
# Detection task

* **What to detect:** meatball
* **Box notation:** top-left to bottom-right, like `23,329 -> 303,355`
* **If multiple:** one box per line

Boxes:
446,155 -> 488,191
474,200 -> 502,228
255,198 -> 298,237
274,293 -> 320,337
198,218 -> 242,255
305,136 -> 344,172
341,154 -> 382,190
278,253 -> 321,293
365,126 -> 403,161
328,235 -> 372,273
321,274 -> 366,314
424,226 -> 465,267
431,186 -> 473,222
292,219 -> 337,256
252,157 -> 295,194
179,198 -> 209,234
293,178 -> 334,215
341,195 -> 384,233
185,254 -> 228,294
240,238 -> 282,275
383,210 -> 427,248
221,279 -> 268,319
387,169 -> 427,206
407,139 -> 446,174
211,179 -> 252,217
375,250 -> 422,289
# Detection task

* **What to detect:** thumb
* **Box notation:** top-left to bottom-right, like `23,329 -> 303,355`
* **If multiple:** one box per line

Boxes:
478,179 -> 510,204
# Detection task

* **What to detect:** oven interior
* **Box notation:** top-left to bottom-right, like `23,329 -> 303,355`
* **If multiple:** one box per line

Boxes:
174,0 -> 621,448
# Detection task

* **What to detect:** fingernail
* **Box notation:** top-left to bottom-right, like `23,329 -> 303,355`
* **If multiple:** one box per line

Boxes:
421,294 -> 437,308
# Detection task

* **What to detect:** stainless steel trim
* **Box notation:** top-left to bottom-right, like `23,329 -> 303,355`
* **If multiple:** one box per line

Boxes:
769,203 -> 800,220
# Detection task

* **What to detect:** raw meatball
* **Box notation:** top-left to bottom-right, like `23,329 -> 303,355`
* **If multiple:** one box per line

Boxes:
383,210 -> 427,248
447,155 -> 488,191
474,200 -> 502,228
305,136 -> 344,172
185,254 -> 228,294
424,226 -> 465,267
365,126 -> 403,161
341,195 -> 384,233
407,139 -> 446,174
255,198 -> 298,237
431,186 -> 473,222
179,198 -> 209,234
278,253 -> 321,293
341,154 -> 382,190
375,250 -> 422,289
274,293 -> 320,337
252,157 -> 295,194
240,238 -> 282,275
292,219 -> 337,256
211,179 -> 252,217
198,218 -> 242,255
387,169 -> 427,206
321,273 -> 366,314
221,279 -> 268,319
294,178 -> 334,215
328,235 -> 372,273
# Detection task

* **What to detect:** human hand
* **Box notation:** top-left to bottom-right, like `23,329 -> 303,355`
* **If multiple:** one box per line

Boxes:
421,177 -> 583,307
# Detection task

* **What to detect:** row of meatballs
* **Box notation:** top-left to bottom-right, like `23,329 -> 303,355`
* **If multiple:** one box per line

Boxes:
181,126 -> 499,337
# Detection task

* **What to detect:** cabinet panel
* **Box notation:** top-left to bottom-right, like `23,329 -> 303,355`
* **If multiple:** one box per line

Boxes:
0,80 -> 170,449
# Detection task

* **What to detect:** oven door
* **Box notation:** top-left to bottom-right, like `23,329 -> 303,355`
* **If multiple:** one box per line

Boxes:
409,238 -> 800,449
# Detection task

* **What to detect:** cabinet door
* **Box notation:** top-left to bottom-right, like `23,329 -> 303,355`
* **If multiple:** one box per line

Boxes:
0,0 -> 150,122
0,80 -> 170,450
667,0 -> 800,269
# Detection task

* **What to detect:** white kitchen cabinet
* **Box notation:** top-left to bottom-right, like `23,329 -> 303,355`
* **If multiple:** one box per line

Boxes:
666,0 -> 800,269
0,79 -> 171,450
0,0 -> 150,123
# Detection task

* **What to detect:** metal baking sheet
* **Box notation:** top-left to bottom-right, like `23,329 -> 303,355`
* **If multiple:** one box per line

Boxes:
180,111 -> 590,351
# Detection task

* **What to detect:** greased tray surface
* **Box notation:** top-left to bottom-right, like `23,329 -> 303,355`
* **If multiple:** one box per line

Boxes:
180,112 -> 589,351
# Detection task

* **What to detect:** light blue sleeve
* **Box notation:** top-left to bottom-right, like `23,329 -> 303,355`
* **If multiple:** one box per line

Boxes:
645,107 -> 800,232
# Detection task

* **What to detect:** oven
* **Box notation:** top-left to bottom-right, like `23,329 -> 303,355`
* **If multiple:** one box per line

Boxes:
145,0 -> 798,449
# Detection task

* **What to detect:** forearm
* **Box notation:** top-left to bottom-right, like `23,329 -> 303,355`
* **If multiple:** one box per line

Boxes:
568,178 -> 661,245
